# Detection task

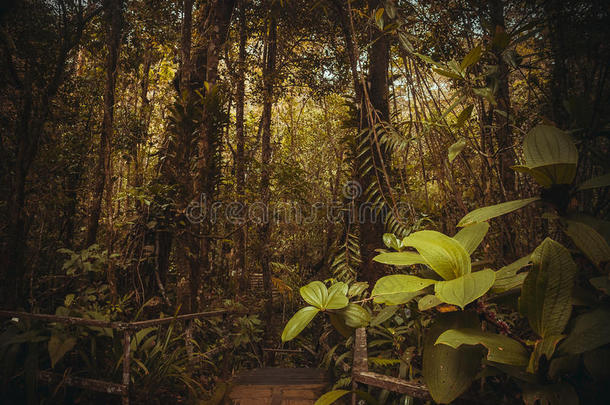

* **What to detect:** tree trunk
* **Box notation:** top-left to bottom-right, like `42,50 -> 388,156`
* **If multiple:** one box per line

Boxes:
260,6 -> 277,364
358,0 -> 391,286
235,0 -> 248,293
86,0 -> 123,249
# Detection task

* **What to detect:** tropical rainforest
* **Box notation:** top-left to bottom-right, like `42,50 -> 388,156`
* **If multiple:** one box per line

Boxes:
1,0 -> 609,404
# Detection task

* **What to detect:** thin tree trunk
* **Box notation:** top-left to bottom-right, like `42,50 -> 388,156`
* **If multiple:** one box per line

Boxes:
260,6 -> 277,364
86,0 -> 123,250
235,0 -> 248,293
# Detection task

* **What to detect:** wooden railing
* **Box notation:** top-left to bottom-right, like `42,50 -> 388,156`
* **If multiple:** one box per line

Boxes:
351,328 -> 431,403
0,309 -> 238,405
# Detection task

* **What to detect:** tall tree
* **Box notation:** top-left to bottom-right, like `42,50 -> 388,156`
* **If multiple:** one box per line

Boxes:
86,0 -> 124,248
260,3 -> 278,353
235,0 -> 248,292
0,1 -> 100,306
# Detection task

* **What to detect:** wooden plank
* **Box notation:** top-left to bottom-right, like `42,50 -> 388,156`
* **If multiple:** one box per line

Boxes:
353,371 -> 430,400
232,368 -> 329,386
38,371 -> 126,395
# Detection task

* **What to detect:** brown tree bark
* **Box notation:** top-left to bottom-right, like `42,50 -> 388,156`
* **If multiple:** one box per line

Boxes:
86,0 -> 123,248
260,5 -> 278,364
359,0 -> 391,286
235,0 -> 248,293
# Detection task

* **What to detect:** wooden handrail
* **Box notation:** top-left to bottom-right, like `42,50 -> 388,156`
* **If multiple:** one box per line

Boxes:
351,328 -> 431,402
0,308 -> 242,405
0,309 -> 236,330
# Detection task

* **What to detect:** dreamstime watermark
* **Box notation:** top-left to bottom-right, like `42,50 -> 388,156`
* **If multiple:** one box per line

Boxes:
184,180 -> 412,225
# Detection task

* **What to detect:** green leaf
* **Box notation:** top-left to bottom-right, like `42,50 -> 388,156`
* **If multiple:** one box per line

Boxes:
326,282 -> 349,310
48,334 -> 77,368
528,335 -> 565,373
564,220 -> 610,267
460,45 -> 482,70
372,275 -> 436,305
314,389 -> 350,405
64,294 -> 75,307
337,304 -> 371,328
329,313 -> 353,339
300,281 -> 327,308
433,67 -> 462,79
559,308 -> 610,354
453,222 -> 489,255
347,282 -> 369,298
448,139 -> 466,163
373,251 -> 426,266
370,305 -> 399,326
382,233 -> 400,250
436,328 -> 529,366
281,306 -> 319,342
423,312 -> 482,404
418,294 -> 442,311
522,125 -> 578,185
131,327 -> 157,352
519,238 -> 576,338
434,269 -> 496,309
512,165 -> 554,188
457,197 -> 540,227
456,105 -> 474,128
402,230 -> 471,279
491,255 -> 531,293
577,172 -> 610,191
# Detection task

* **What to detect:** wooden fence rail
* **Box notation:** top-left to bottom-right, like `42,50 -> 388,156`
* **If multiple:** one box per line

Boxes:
0,309 -> 239,405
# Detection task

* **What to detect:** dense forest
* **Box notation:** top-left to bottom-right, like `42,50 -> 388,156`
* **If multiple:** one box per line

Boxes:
1,0 -> 609,404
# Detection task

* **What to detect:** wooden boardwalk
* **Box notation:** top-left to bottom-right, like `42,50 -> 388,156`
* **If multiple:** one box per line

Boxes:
229,368 -> 329,405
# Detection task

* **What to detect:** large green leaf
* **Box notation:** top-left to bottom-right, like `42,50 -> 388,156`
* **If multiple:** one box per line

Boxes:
577,172 -> 610,191
337,304 -> 371,328
48,333 -> 77,368
300,281 -> 327,308
559,308 -> 610,354
564,220 -> 610,267
314,390 -> 350,405
373,251 -> 426,266
448,139 -> 466,163
522,125 -> 578,185
491,255 -> 531,293
281,306 -> 319,342
453,222 -> 490,255
423,312 -> 483,404
435,328 -> 529,366
519,238 -> 576,338
458,197 -> 540,227
372,275 -> 436,305
402,230 -> 471,279
434,269 -> 496,309
325,282 -> 349,310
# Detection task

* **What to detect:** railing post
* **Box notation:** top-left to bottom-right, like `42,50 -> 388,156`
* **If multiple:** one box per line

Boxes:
122,328 -> 131,405
352,328 -> 368,405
